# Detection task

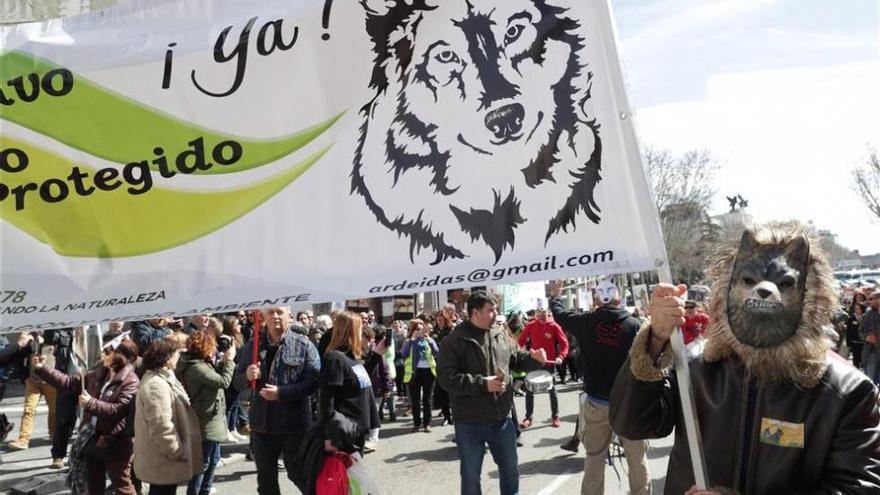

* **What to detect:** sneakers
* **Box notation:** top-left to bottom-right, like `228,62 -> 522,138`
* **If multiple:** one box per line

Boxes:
519,418 -> 532,429
551,417 -> 561,428
560,437 -> 580,453
363,440 -> 377,453
227,430 -> 247,443
424,425 -> 432,433
6,438 -> 28,451
50,458 -> 64,469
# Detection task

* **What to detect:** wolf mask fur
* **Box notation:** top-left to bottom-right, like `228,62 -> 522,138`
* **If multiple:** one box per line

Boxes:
703,228 -> 838,387
351,0 -> 602,265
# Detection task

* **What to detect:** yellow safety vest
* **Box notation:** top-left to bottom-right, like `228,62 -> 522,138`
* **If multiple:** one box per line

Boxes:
403,341 -> 436,383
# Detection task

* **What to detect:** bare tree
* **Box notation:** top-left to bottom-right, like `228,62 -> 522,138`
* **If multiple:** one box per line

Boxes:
853,146 -> 880,221
646,148 -> 720,213
645,148 -> 722,284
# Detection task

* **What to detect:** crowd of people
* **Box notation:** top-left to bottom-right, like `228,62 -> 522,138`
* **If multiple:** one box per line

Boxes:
0,246 -> 878,495
840,288 -> 880,384
0,299 -> 544,494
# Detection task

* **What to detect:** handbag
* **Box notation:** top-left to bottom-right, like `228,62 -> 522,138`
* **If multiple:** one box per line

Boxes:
81,431 -> 117,462
316,453 -> 350,495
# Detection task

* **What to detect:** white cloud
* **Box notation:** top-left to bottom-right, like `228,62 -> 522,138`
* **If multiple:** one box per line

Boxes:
761,28 -> 876,53
634,61 -> 880,253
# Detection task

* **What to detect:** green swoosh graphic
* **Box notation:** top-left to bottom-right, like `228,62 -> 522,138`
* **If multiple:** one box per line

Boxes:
0,136 -> 329,258
0,51 -> 342,175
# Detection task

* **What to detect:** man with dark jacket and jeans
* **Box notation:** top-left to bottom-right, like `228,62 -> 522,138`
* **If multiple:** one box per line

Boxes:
549,280 -> 649,495
437,291 -> 547,495
44,328 -> 80,470
233,306 -> 320,495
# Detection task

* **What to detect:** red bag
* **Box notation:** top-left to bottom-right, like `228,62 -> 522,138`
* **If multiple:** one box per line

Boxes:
316,453 -> 351,495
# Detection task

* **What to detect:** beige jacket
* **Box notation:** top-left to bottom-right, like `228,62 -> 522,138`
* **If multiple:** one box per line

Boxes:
133,368 -> 202,485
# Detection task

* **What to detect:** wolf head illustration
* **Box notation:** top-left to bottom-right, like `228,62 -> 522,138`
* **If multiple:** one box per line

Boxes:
352,0 -> 602,264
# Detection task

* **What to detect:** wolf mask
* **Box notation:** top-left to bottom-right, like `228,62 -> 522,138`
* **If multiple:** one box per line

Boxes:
727,230 -> 809,348
703,228 -> 838,387
352,0 -> 602,265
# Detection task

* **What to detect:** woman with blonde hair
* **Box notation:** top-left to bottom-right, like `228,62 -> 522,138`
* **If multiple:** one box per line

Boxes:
402,319 -> 439,432
320,311 -> 373,454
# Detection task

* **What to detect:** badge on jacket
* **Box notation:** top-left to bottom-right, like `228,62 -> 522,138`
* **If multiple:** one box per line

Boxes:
759,418 -> 804,448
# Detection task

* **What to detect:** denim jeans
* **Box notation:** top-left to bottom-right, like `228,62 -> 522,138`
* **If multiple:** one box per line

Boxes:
187,440 -> 220,495
454,418 -> 519,495
866,355 -> 880,384
226,387 -> 248,430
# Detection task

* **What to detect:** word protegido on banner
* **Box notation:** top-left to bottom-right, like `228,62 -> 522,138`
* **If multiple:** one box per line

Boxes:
0,138 -> 243,211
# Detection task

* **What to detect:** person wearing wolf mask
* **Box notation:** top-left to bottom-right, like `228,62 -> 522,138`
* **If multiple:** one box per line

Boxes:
610,228 -> 880,494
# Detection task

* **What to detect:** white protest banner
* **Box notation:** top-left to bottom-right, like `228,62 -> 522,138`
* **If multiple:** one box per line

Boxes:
0,0 -> 666,332
501,282 -> 547,316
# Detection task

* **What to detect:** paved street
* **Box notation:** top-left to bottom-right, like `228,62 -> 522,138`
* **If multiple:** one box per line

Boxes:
0,381 -> 673,494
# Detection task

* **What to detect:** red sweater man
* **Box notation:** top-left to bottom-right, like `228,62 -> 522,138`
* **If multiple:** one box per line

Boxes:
518,314 -> 570,363
518,311 -> 569,427
682,301 -> 710,345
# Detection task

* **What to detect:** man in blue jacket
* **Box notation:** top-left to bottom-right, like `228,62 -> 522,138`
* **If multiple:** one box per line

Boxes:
233,306 -> 321,495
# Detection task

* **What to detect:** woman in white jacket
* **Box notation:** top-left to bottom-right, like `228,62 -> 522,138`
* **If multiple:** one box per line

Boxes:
133,337 -> 202,495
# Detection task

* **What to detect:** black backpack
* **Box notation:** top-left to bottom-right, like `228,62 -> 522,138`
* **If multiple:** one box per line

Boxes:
0,413 -> 13,442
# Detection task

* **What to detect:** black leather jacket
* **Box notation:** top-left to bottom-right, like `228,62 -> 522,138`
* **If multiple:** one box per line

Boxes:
611,352 -> 880,494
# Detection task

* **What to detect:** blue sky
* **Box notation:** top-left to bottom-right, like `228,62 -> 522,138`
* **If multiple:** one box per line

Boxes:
610,0 -> 879,254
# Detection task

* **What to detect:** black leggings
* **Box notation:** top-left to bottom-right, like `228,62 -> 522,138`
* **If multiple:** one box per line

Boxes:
148,483 -> 177,495
408,368 -> 436,428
